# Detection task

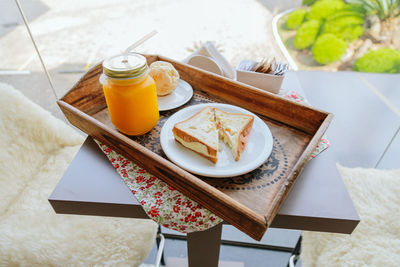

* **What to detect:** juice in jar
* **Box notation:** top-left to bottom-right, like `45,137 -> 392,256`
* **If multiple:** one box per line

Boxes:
102,53 -> 159,135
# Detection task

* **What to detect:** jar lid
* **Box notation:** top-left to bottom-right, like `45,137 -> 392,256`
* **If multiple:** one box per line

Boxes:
103,53 -> 148,79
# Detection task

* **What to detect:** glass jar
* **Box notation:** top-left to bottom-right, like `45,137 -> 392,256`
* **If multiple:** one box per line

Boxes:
102,53 -> 159,136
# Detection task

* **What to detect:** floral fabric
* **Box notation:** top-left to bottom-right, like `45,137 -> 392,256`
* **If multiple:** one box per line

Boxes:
95,88 -> 329,233
97,142 -> 222,233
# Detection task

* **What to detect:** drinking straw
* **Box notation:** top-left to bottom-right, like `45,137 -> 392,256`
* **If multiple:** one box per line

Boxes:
124,30 -> 158,55
14,0 -> 57,100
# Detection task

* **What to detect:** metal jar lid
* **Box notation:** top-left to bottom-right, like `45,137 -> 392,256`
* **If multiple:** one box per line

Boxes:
102,53 -> 148,79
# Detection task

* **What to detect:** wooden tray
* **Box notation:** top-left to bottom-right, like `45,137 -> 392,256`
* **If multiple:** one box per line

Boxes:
58,54 -> 333,240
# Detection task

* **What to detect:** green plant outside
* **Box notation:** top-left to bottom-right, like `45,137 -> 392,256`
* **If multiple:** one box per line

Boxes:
354,48 -> 400,73
285,0 -> 368,65
322,15 -> 365,41
347,0 -> 400,20
340,3 -> 367,16
327,6 -> 366,21
337,25 -> 364,42
283,0 -> 400,70
286,9 -> 308,29
294,20 -> 322,49
312,34 -> 348,64
302,0 -> 317,6
307,0 -> 345,20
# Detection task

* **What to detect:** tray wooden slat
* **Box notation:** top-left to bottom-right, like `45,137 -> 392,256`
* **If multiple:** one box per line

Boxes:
58,54 -> 333,240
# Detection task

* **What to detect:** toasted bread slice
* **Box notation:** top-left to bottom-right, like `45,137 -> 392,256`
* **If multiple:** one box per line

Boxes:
215,108 -> 254,161
172,107 -> 219,163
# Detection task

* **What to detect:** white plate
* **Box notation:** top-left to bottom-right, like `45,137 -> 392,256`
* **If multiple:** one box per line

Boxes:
160,103 -> 273,177
157,80 -> 193,111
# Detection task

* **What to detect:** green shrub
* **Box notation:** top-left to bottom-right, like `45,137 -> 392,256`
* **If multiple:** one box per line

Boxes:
286,9 -> 308,30
341,3 -> 366,17
347,0 -> 400,20
307,0 -> 345,20
294,20 -> 322,50
326,7 -> 366,21
312,34 -> 348,64
354,48 -> 400,73
322,15 -> 365,41
328,14 -> 364,23
395,61 -> 400,73
302,0 -> 317,6
337,25 -> 364,42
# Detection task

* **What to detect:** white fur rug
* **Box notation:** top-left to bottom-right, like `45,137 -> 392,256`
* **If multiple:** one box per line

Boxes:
301,165 -> 400,267
0,83 -> 157,266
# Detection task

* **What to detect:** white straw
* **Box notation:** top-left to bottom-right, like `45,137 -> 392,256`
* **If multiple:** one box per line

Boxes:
14,0 -> 58,100
124,30 -> 158,55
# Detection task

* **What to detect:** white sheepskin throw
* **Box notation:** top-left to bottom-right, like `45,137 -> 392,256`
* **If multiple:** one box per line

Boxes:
301,164 -> 400,267
0,83 -> 157,266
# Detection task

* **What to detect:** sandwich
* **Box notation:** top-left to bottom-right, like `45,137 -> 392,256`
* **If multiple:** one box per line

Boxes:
215,108 -> 254,161
172,106 -> 254,164
172,107 -> 219,163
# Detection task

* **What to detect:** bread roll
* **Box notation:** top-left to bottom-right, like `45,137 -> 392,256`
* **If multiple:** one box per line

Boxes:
149,61 -> 180,96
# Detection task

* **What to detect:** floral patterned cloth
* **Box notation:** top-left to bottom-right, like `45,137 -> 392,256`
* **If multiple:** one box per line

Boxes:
97,142 -> 222,233
95,88 -> 330,233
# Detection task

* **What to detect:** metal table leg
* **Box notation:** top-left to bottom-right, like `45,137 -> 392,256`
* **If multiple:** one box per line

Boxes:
187,223 -> 223,267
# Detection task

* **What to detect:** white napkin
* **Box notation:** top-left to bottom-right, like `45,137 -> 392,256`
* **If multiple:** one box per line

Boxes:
183,42 -> 236,80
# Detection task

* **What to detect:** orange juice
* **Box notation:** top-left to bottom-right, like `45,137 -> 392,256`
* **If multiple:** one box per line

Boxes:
102,53 -> 159,135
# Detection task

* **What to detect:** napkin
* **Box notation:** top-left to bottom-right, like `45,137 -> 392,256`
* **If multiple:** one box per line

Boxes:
183,41 -> 236,80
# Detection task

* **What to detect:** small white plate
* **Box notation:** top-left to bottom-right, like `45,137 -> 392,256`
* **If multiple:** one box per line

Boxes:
157,80 -> 193,111
160,103 -> 273,177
